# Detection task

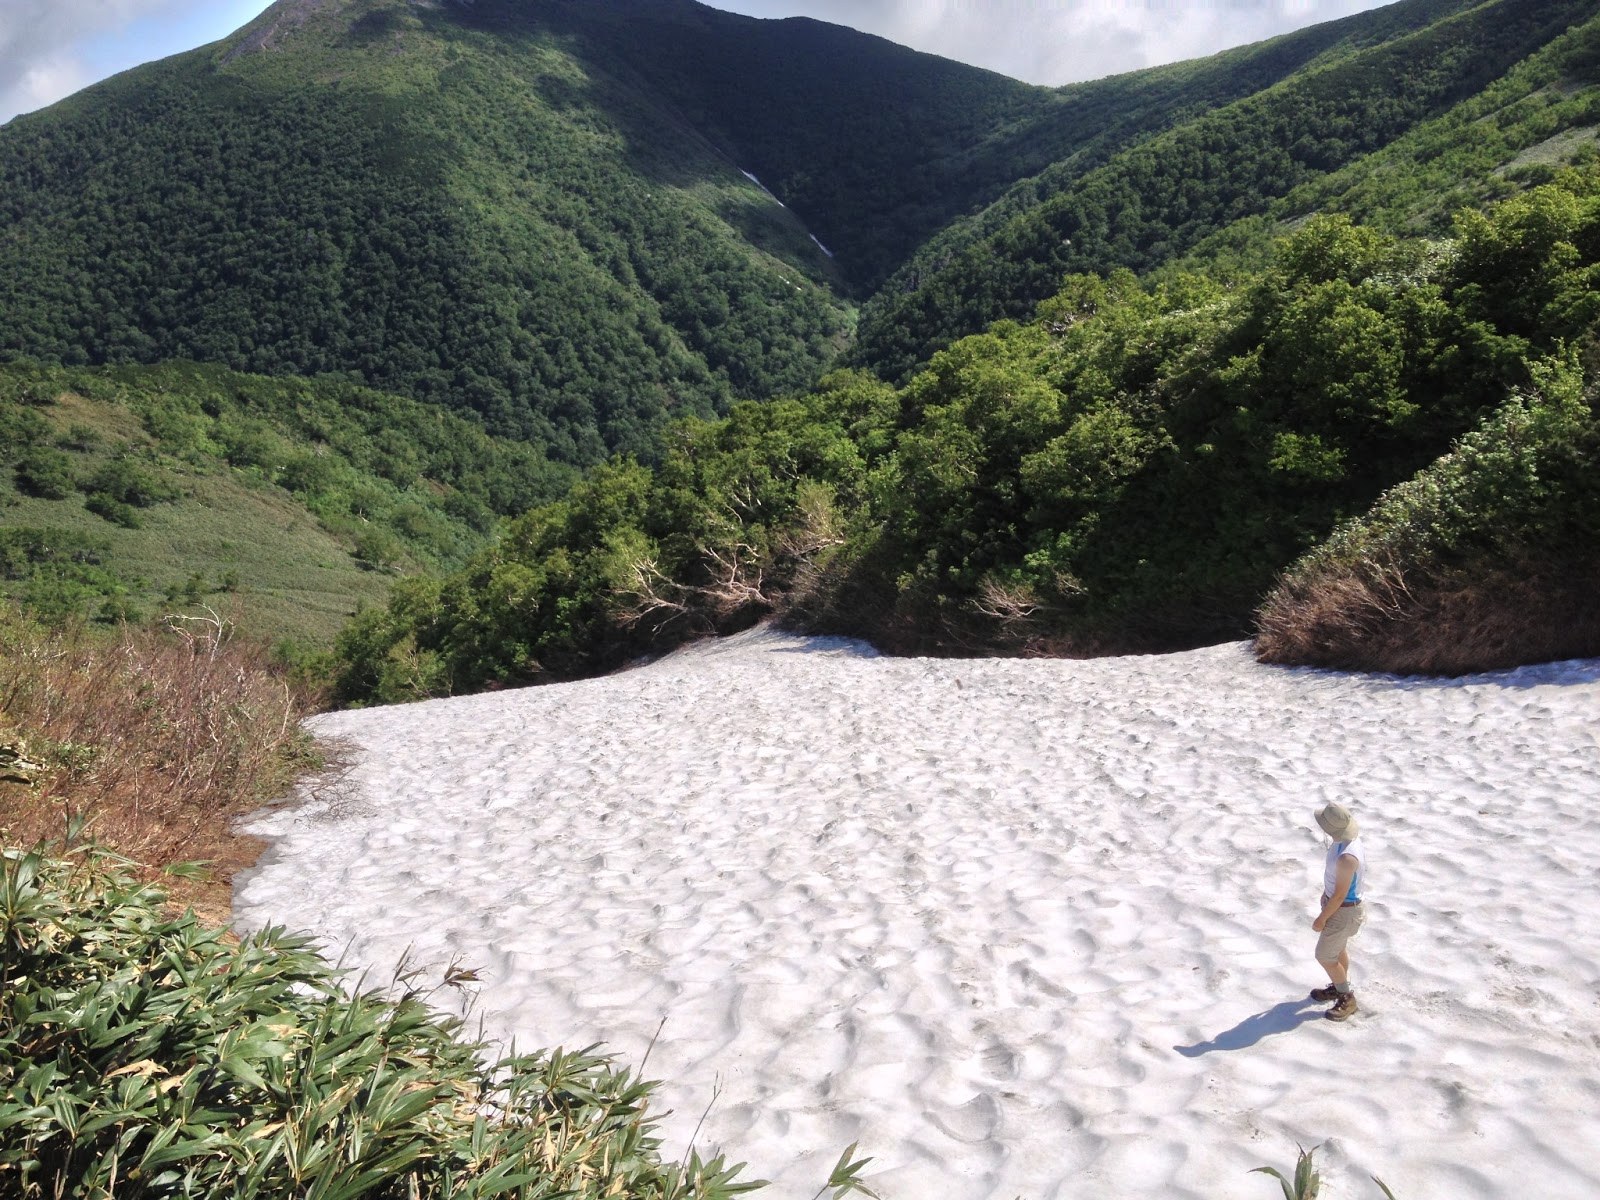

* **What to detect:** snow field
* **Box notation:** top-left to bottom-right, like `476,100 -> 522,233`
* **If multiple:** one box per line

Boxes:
235,628 -> 1600,1200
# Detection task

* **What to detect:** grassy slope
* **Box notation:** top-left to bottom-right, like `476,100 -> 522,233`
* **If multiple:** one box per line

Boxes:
0,361 -> 565,645
3,474 -> 390,646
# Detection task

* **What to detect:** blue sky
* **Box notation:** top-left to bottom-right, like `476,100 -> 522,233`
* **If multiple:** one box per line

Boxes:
1,0 -> 1393,127
1,0 -> 272,124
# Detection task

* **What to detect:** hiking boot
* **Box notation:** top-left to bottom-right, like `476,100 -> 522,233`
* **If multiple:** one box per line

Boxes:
1325,992 -> 1359,1022
1309,984 -> 1341,1002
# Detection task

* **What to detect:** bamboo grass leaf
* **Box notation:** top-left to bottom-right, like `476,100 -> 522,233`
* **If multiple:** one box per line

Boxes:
1,849 -> 777,1200
1252,1144 -> 1323,1200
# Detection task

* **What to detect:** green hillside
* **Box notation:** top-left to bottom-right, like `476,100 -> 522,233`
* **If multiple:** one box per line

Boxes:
2,0 -> 1542,463
4,0 -> 1598,676
1271,13 -> 1600,232
501,0 -> 1422,293
855,0 -> 1599,381
1154,11 -> 1600,287
849,0 -> 1494,309
331,168 -> 1600,700
0,0 -> 859,459
0,0 -> 1131,461
0,361 -> 565,644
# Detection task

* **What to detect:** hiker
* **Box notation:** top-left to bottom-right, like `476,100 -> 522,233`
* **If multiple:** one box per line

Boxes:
1310,802 -> 1366,1022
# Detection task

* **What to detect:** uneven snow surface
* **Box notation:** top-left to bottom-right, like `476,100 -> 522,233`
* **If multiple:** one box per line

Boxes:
235,629 -> 1600,1200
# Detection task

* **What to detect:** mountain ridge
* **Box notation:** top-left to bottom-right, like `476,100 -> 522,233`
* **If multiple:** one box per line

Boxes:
3,0 -> 1598,678
1,0 -> 858,457
6,0 -> 1539,459
854,0 -> 1599,380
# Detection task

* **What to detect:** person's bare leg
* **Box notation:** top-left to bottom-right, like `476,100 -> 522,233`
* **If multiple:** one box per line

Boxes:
1318,950 -> 1350,987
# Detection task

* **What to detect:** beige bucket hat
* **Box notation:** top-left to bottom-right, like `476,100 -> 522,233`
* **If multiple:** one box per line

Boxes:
1315,802 -> 1359,841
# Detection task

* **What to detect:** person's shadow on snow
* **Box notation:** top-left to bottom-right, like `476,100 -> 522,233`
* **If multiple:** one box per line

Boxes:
1172,998 -> 1323,1057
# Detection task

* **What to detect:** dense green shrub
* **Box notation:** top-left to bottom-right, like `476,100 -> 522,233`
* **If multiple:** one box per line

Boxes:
19,573 -> 142,628
1255,352 -> 1600,671
1312,354 -> 1596,564
0,529 -> 113,583
55,423 -> 101,453
81,453 -> 182,521
12,447 -> 75,499
353,527 -> 405,573
332,370 -> 898,702
0,523 -> 143,620
83,492 -> 143,529
0,406 -> 50,455
333,172 -> 1600,698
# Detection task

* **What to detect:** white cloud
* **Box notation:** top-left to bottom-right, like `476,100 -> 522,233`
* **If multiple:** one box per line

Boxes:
706,0 -> 1396,84
0,0 -> 1399,125
0,0 -> 260,123
1,0 -> 178,122
0,55 -> 92,125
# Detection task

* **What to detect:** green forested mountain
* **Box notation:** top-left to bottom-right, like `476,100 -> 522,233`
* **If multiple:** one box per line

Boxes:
1267,13 -> 1600,233
3,0 -> 1598,677
0,0 -> 1179,463
9,0 -> 1583,464
332,169 -> 1600,700
0,0 -> 864,460
7,8 -> 1599,1198
855,0 -> 1600,380
492,0 -> 1438,293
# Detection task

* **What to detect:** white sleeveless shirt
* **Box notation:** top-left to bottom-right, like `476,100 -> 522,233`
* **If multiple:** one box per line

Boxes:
1324,836 -> 1366,904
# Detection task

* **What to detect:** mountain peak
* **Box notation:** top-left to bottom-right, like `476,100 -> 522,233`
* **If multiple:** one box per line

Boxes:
223,0 -> 345,61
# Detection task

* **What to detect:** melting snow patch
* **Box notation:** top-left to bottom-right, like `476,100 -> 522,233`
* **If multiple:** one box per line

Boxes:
740,169 -> 785,207
235,633 -> 1600,1200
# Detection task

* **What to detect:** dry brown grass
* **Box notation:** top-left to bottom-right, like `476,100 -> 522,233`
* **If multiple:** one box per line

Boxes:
0,605 -> 324,916
1254,551 -> 1600,675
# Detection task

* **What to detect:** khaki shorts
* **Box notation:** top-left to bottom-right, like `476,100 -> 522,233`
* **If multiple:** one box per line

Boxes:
1315,903 -> 1367,962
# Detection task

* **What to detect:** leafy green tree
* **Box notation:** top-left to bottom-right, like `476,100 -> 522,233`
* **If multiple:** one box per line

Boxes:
331,170 -> 1600,698
354,528 -> 405,573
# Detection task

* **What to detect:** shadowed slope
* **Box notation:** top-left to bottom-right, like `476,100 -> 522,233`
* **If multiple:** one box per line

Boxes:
0,0 -> 853,458
3,0 -> 1531,458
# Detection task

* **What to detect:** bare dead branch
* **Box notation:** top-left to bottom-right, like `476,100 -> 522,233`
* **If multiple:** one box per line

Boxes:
614,556 -> 694,630
973,578 -> 1044,626
162,605 -> 233,662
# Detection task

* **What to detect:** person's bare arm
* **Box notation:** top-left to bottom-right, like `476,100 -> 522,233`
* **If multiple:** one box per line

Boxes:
1312,854 -> 1358,931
